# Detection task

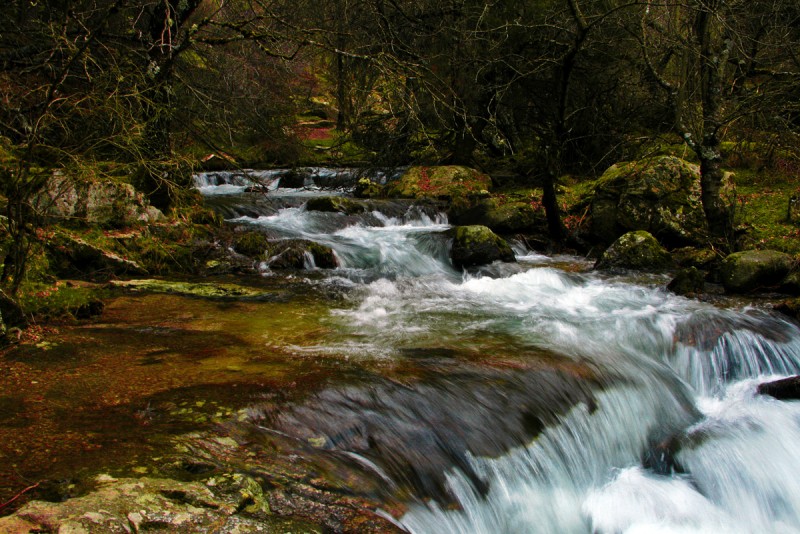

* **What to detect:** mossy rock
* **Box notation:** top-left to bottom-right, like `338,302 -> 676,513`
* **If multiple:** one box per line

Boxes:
449,225 -> 516,269
595,230 -> 674,272
0,475 -> 280,533
305,196 -> 368,215
385,166 -> 491,205
588,156 -> 732,247
671,247 -> 721,271
775,298 -> 800,322
780,270 -> 800,296
34,173 -> 163,228
267,240 -> 338,269
354,177 -> 385,199
48,232 -> 148,278
111,279 -> 273,299
450,198 -> 542,234
719,249 -> 794,293
667,267 -> 706,296
232,231 -> 272,259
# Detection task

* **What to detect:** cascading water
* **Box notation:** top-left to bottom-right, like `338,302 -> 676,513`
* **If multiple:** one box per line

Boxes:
198,171 -> 800,533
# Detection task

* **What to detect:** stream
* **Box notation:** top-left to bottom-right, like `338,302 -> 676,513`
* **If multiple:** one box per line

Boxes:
191,169 -> 800,533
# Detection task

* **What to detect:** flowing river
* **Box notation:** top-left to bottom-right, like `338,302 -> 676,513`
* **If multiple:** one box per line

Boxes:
194,169 -> 800,533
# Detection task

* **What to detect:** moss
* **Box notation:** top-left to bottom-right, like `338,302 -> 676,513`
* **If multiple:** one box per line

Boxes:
18,282 -> 109,320
354,178 -> 385,199
232,232 -> 271,259
386,166 -> 492,206
719,249 -> 794,293
111,279 -> 274,299
731,168 -> 800,254
595,230 -> 674,271
305,196 -> 368,214
449,225 -> 515,269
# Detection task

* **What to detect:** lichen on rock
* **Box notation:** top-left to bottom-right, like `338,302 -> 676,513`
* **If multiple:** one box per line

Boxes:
588,156 -> 732,247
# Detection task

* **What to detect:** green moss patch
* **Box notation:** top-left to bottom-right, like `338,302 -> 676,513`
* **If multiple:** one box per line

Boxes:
387,166 -> 491,205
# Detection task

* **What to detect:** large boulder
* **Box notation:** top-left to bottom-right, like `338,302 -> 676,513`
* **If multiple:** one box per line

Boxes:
589,156 -> 732,247
449,225 -> 516,269
595,230 -> 674,272
449,198 -> 543,235
385,166 -> 491,203
34,172 -> 163,227
719,249 -> 794,293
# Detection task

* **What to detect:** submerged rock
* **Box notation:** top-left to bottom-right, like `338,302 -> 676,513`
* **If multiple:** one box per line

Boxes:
719,249 -> 794,293
449,225 -> 516,269
757,376 -> 800,400
595,231 -> 673,272
588,156 -> 731,247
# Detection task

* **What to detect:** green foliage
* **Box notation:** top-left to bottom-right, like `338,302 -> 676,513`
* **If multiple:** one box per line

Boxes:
732,168 -> 800,254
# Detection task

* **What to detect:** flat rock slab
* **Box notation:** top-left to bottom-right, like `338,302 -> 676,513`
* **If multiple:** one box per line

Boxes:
111,279 -> 279,300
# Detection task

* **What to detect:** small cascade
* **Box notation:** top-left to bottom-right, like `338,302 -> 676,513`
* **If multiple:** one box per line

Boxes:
194,168 -> 800,533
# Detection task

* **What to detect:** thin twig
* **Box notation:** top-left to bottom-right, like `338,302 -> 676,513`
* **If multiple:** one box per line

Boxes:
0,481 -> 41,510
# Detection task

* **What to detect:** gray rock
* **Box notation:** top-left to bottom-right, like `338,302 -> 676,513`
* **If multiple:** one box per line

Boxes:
34,172 -> 163,227
0,475 -> 271,533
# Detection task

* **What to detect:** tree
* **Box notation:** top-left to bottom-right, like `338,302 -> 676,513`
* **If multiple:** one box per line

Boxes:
639,0 -> 800,245
0,0 -> 306,298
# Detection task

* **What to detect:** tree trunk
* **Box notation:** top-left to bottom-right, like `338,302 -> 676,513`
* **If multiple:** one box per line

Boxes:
699,151 -> 731,243
696,0 -> 732,244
